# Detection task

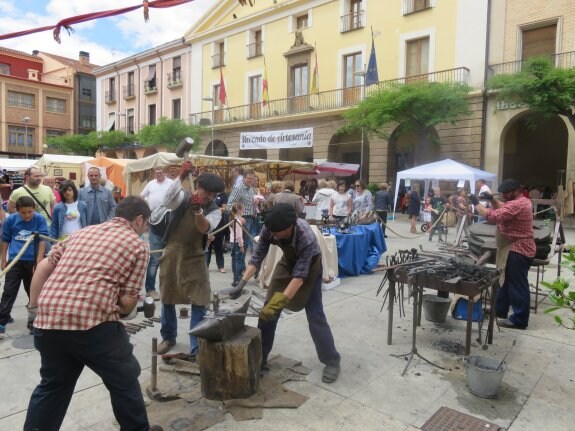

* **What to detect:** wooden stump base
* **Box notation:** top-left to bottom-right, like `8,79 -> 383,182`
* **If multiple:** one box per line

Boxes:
198,325 -> 262,400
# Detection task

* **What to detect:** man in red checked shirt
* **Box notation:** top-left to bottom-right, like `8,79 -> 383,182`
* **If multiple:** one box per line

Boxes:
151,161 -> 224,357
24,196 -> 163,431
470,179 -> 535,330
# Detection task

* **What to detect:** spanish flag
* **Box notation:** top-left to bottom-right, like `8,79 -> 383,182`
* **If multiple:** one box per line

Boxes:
219,67 -> 227,106
311,47 -> 319,95
262,57 -> 269,106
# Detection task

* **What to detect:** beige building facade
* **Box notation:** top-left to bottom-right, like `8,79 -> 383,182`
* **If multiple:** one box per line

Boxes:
485,0 -> 575,190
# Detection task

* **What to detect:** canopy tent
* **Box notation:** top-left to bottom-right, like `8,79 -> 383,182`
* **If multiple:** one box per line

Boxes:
34,154 -> 94,184
0,158 -> 36,172
393,159 -> 498,213
123,152 -> 315,196
87,157 -> 131,197
290,162 -> 360,177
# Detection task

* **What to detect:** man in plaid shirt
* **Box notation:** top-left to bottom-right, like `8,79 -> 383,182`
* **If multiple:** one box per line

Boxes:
471,179 -> 535,330
23,196 -> 162,431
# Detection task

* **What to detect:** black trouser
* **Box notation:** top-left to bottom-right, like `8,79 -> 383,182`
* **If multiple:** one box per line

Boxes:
25,322 -> 150,431
375,210 -> 388,235
0,260 -> 34,325
206,229 -> 226,269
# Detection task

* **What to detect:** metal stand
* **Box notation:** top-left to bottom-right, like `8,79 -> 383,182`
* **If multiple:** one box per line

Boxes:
391,276 -> 445,376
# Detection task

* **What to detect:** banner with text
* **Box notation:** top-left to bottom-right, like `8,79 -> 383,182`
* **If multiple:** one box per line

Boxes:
240,127 -> 313,150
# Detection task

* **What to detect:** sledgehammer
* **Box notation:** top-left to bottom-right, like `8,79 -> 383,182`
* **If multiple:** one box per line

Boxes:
175,137 -> 195,192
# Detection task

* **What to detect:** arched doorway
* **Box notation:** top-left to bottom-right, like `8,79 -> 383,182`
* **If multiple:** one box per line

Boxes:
327,130 -> 368,182
239,149 -> 267,159
205,140 -> 229,157
501,112 -> 568,189
278,147 -> 313,162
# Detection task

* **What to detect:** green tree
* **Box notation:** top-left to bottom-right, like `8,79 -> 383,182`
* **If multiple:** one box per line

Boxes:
487,57 -> 575,130
137,117 -> 204,150
339,81 -> 472,167
47,131 -> 131,156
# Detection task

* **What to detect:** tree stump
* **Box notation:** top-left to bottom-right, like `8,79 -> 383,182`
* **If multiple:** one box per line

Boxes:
198,325 -> 262,400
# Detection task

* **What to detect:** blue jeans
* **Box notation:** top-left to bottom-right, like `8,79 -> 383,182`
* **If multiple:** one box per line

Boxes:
231,243 -> 246,284
258,269 -> 340,366
160,303 -> 206,354
24,322 -> 149,431
496,251 -> 532,327
144,231 -> 163,293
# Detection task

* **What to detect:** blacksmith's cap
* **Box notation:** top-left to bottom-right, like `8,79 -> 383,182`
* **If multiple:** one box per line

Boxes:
265,203 -> 298,232
197,173 -> 224,193
498,179 -> 521,194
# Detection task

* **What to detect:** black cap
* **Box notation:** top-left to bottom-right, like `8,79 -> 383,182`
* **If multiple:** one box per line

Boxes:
265,203 -> 298,232
196,173 -> 224,193
498,179 -> 521,193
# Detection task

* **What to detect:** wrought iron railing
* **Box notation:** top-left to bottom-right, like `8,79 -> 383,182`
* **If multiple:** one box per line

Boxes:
247,42 -> 263,59
340,11 -> 364,33
123,84 -> 135,99
488,51 -> 575,77
105,90 -> 116,103
167,71 -> 182,88
190,67 -> 470,126
144,83 -> 157,94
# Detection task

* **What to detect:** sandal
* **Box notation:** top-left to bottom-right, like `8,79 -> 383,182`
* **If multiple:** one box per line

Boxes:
322,359 -> 341,383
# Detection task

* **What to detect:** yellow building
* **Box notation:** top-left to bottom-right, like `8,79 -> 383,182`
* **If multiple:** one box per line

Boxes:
185,0 -> 489,183
485,0 -> 575,190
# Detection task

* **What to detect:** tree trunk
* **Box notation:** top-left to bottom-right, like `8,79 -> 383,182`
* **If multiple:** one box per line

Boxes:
198,326 -> 262,400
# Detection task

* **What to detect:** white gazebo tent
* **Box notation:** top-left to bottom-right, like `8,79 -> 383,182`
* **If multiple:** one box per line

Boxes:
393,159 -> 498,213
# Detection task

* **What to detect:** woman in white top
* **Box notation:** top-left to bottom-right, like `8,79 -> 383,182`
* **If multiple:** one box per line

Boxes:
351,179 -> 373,214
329,180 -> 352,222
50,180 -> 88,240
312,179 -> 336,221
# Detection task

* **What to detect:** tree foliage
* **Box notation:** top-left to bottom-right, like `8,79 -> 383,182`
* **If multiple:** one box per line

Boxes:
487,57 -> 575,129
137,117 -> 204,151
340,81 -> 472,167
47,131 -> 131,156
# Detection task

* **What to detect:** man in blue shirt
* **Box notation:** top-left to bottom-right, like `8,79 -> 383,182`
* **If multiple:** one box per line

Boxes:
79,167 -> 117,225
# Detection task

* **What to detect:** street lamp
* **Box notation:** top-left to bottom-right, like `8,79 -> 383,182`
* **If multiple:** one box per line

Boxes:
354,69 -> 367,181
202,96 -> 215,156
22,116 -> 31,159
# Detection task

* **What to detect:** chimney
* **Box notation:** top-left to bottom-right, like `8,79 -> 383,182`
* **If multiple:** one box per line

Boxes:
79,51 -> 90,65
32,50 -> 39,56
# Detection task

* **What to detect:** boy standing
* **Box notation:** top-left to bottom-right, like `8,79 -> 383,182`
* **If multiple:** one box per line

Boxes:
0,196 -> 48,338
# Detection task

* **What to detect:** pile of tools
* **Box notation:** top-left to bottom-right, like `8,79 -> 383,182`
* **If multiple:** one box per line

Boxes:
123,316 -> 161,335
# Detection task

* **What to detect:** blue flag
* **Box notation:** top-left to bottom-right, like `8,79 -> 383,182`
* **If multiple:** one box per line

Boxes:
365,32 -> 379,86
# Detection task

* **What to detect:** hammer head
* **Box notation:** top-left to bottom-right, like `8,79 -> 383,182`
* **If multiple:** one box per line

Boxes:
176,137 -> 194,159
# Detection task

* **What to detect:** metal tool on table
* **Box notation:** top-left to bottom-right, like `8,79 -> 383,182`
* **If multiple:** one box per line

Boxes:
175,137 -> 196,192
496,339 -> 517,371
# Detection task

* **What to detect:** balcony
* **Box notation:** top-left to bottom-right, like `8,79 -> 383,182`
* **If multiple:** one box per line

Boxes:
123,84 -> 135,100
340,11 -> 364,33
247,42 -> 263,59
144,83 -> 157,94
488,51 -> 575,78
402,0 -> 432,15
167,71 -> 182,88
212,53 -> 225,69
191,67 -> 470,126
105,90 -> 116,104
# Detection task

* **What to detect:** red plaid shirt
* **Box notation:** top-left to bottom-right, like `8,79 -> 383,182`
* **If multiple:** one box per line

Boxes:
486,196 -> 535,258
35,218 -> 149,330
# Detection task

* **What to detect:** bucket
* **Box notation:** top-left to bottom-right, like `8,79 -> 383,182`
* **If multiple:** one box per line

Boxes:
464,355 -> 507,398
422,294 -> 452,323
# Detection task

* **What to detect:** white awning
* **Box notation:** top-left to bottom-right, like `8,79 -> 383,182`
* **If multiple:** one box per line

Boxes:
106,117 -> 115,131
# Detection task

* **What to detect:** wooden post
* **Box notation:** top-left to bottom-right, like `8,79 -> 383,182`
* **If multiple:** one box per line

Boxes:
198,326 -> 262,400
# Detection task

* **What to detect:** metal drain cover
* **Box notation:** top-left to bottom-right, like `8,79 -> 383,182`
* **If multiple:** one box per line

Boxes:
421,406 -> 500,431
12,335 -> 34,350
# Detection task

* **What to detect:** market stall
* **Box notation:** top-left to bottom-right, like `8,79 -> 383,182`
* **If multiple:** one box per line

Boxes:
34,154 -> 94,184
87,157 -> 131,197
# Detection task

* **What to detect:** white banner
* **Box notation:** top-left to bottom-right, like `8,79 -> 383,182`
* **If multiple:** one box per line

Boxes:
240,127 -> 313,150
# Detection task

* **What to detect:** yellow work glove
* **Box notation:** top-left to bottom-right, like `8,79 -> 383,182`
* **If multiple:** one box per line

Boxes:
259,292 -> 290,321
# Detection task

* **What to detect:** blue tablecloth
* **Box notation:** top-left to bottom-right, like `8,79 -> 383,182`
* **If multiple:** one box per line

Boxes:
330,224 -> 387,276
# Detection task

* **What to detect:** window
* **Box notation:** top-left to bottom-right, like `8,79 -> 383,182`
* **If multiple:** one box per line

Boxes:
46,129 -> 65,139
8,126 -> 33,147
46,97 -> 66,113
80,116 -> 96,129
296,14 -> 309,30
0,63 -> 10,75
249,75 -> 262,119
146,65 -> 157,91
127,109 -> 135,134
341,0 -> 363,32
212,42 -> 225,68
7,91 -> 34,109
172,98 -> 181,119
248,30 -> 263,58
406,37 -> 429,77
291,64 -> 308,96
344,53 -> 363,88
106,77 -> 116,102
403,0 -> 432,15
126,71 -> 135,97
522,24 -> 557,60
149,104 -> 156,125
107,113 -> 116,131
172,56 -> 181,82
81,88 -> 92,99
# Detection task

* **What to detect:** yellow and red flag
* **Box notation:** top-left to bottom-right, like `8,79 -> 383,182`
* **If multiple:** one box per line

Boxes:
219,67 -> 227,106
262,57 -> 269,106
